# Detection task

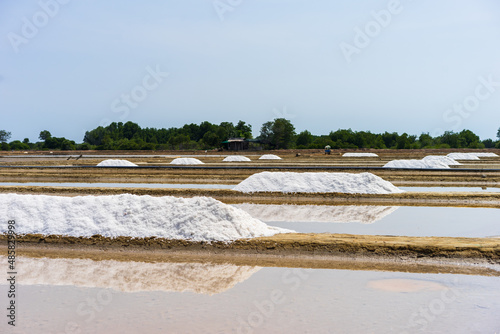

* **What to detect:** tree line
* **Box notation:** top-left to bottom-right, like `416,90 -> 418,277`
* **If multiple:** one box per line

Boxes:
1,121 -> 499,151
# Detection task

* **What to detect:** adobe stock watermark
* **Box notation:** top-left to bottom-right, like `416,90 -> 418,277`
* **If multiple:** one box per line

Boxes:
402,278 -> 463,333
109,64 -> 169,122
339,0 -> 404,63
439,74 -> 500,134
272,106 -> 296,121
213,0 -> 243,21
236,268 -> 310,334
7,0 -> 71,54
63,288 -> 115,334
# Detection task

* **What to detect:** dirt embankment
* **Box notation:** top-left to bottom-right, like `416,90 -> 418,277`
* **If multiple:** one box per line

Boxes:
2,233 -> 499,276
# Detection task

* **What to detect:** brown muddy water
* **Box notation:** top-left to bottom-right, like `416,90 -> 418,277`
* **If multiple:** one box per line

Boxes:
0,256 -> 498,333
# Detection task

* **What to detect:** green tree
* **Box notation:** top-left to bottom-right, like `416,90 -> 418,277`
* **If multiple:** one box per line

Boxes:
0,130 -> 12,142
497,127 -> 500,140
296,130 -> 313,147
235,121 -> 252,139
39,130 -> 52,141
202,131 -> 220,149
259,118 -> 296,149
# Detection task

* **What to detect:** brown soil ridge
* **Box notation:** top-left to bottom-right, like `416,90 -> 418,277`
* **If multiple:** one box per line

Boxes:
1,185 -> 500,207
5,242 -> 499,277
3,233 -> 499,263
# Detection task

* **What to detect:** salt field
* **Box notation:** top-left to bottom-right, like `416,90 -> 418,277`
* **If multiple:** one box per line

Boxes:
0,150 -> 499,333
0,256 -> 498,333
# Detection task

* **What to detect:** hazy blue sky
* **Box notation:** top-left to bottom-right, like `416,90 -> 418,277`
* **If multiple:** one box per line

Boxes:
2,0 -> 500,142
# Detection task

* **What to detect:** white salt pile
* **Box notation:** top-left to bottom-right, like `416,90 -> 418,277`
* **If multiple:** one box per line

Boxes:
9,256 -> 261,295
170,157 -> 205,165
223,156 -> 251,162
0,194 -> 292,242
472,152 -> 499,157
342,153 -> 379,157
422,155 -> 461,166
259,154 -> 282,160
96,159 -> 138,167
233,172 -> 403,194
233,204 -> 398,224
384,159 -> 451,169
446,153 -> 480,160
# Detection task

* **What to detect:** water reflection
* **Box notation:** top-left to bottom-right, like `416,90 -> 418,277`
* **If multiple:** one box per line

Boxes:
6,256 -> 260,295
233,203 -> 399,224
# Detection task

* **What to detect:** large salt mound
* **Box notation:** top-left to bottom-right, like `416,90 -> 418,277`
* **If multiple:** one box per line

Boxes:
342,153 -> 379,157
0,194 -> 292,242
233,204 -> 398,224
422,155 -> 461,166
383,159 -> 450,169
446,153 -> 480,160
9,256 -> 261,295
223,156 -> 251,162
233,172 -> 403,194
96,159 -> 138,167
170,157 -> 205,165
259,154 -> 282,160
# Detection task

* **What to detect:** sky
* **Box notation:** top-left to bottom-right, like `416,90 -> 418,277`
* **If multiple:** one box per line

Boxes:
1,0 -> 500,143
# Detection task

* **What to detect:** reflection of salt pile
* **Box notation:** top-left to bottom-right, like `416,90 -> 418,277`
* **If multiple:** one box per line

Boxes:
233,204 -> 399,224
446,153 -> 480,160
259,154 -> 282,160
384,155 -> 462,169
223,156 -> 251,162
342,153 -> 378,157
233,172 -> 403,194
0,194 -> 292,241
6,256 -> 260,295
170,158 -> 204,165
96,159 -> 138,167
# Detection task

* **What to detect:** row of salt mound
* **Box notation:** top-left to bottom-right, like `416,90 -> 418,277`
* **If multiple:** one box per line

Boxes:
384,155 -> 461,169
170,158 -> 205,165
258,154 -> 282,160
0,194 -> 293,242
223,156 -> 251,162
342,153 -> 379,157
233,171 -> 403,194
96,159 -> 138,167
447,152 -> 498,160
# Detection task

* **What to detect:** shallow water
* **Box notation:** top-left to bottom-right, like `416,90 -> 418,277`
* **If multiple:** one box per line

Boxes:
2,182 -> 500,193
0,182 -> 235,189
0,256 -> 498,333
234,204 -> 500,238
401,186 -> 500,193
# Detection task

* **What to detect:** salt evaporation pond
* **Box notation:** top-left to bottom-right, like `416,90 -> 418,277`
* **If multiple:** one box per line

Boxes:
400,186 -> 500,193
2,256 -> 498,333
0,182 -> 235,189
235,204 -> 500,238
